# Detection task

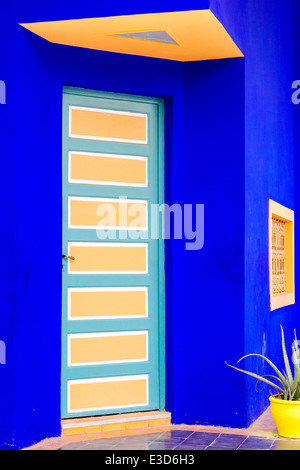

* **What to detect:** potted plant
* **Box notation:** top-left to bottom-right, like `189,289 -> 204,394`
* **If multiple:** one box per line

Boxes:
226,326 -> 300,438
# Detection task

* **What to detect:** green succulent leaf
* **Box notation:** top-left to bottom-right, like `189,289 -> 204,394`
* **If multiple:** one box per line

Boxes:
280,325 -> 293,385
237,353 -> 286,386
291,374 -> 300,400
254,375 -> 283,392
292,345 -> 299,371
225,362 -> 284,393
226,327 -> 300,401
293,330 -> 300,381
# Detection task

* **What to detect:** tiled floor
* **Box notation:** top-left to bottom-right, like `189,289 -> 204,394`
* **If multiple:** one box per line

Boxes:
57,430 -> 278,451
24,408 -> 300,450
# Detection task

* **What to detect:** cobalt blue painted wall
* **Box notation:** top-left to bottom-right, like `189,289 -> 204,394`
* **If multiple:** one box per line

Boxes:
294,0 -> 300,390
0,0 -> 297,448
16,1 -> 209,23
0,3 -> 17,450
210,0 -> 296,426
170,57 -> 246,427
2,22 -> 186,449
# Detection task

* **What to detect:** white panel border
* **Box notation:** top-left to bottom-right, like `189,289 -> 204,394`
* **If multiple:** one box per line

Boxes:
67,331 -> 149,367
68,286 -> 149,320
67,374 -> 149,414
68,242 -> 149,274
68,151 -> 148,188
68,196 -> 148,231
69,106 -> 148,144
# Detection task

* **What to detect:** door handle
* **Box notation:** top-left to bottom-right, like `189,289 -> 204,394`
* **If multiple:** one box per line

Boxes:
62,254 -> 75,261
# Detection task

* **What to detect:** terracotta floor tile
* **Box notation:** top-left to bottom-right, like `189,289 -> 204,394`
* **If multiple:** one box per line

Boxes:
124,427 -> 170,436
23,406 -> 286,450
170,425 -> 202,431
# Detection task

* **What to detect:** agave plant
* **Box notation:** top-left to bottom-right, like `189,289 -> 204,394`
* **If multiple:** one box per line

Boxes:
226,326 -> 300,401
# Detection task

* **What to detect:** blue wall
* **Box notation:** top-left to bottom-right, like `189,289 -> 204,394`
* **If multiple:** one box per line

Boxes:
169,58 -> 246,427
210,0 -> 296,425
294,0 -> 300,406
0,0 -> 297,448
16,1 -> 209,23
2,23 -> 186,449
0,3 -> 17,450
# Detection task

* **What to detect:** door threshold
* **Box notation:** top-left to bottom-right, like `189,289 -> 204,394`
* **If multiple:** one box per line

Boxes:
61,411 -> 171,436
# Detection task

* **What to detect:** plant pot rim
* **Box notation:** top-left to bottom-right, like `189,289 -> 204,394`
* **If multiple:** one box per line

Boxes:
270,395 -> 300,405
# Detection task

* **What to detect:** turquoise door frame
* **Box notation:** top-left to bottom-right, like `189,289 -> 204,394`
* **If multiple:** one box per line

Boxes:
61,87 -> 165,418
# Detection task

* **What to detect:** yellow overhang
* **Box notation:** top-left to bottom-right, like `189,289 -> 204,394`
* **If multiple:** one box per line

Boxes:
20,10 -> 243,62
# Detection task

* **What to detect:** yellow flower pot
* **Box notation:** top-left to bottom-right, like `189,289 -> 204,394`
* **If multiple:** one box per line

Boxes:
270,396 -> 300,438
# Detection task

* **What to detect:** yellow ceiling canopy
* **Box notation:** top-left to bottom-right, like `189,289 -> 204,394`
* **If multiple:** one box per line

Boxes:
20,10 -> 243,62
